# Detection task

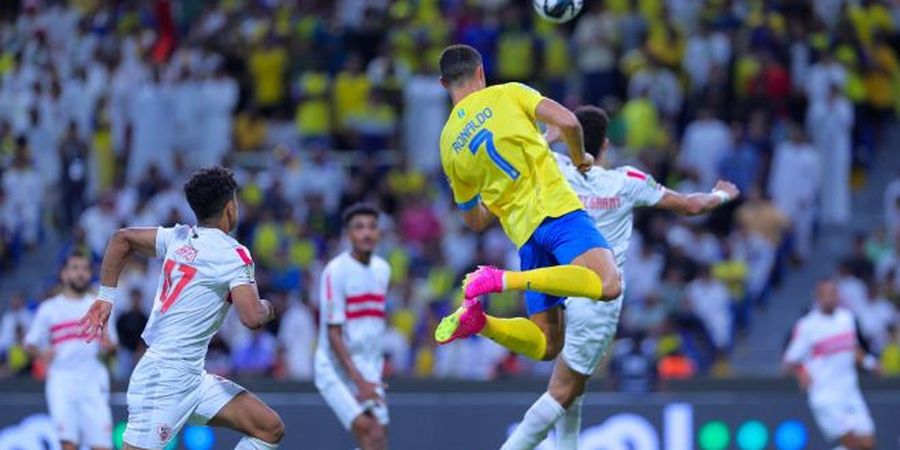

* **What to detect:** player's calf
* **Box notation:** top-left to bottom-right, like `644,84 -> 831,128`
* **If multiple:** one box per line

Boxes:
352,414 -> 387,450
210,392 -> 285,446
528,310 -> 565,361
547,358 -> 589,409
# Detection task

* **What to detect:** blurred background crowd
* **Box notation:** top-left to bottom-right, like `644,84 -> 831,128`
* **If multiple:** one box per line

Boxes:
1,0 -> 900,389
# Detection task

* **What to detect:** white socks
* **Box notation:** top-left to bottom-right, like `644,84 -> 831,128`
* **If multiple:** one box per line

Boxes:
554,395 -> 583,450
500,393 -> 566,450
235,436 -> 279,449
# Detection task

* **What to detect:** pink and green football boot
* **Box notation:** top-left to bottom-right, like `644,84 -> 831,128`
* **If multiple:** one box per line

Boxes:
462,265 -> 505,299
434,298 -> 487,345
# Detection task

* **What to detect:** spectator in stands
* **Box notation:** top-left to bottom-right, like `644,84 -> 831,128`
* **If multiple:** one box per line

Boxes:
278,293 -> 316,381
719,125 -> 761,195
680,107 -> 732,189
805,51 -> 847,103
128,69 -> 175,180
5,137 -> 43,247
610,336 -> 657,392
683,22 -> 731,93
233,328 -> 279,377
686,265 -> 732,351
881,325 -> 900,376
24,108 -> 57,188
769,123 -> 821,261
115,288 -> 148,380
884,170 -> 900,240
625,242 -> 664,304
807,83 -> 854,225
200,68 -> 239,168
574,1 -> 618,105
855,283 -> 897,354
382,321 -> 412,378
78,193 -> 121,259
248,37 -> 289,116
629,56 -> 683,120
0,293 -> 33,358
837,261 -> 868,313
403,65 -> 447,172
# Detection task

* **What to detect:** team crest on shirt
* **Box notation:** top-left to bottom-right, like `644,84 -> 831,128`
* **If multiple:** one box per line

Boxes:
157,424 -> 173,442
174,244 -> 198,262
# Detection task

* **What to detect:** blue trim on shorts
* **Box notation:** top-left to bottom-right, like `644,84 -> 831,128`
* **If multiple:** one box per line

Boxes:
519,209 -> 610,315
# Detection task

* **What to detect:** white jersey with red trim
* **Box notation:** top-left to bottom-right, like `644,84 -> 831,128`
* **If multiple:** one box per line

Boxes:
784,307 -> 860,401
24,292 -> 117,378
142,225 -> 255,372
315,251 -> 391,383
555,154 -> 665,269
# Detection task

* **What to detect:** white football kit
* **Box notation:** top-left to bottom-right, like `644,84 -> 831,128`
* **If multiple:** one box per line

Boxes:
314,251 -> 391,430
784,307 -> 874,442
124,225 -> 254,448
24,293 -> 117,447
554,154 -> 665,375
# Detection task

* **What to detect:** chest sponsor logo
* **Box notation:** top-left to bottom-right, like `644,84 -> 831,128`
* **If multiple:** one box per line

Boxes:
580,195 -> 622,210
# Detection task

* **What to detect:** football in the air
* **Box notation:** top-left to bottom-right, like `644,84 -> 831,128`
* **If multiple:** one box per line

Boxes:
533,0 -> 584,23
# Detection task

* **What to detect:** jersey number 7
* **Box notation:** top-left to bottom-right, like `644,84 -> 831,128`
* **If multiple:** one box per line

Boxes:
468,129 -> 520,180
160,259 -> 198,313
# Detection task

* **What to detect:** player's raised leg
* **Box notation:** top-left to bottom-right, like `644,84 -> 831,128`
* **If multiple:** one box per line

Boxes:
463,246 -> 619,302
208,391 -> 285,449
437,210 -> 618,361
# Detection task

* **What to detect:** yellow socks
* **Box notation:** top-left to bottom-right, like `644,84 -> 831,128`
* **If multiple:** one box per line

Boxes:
480,315 -> 547,360
504,264 -> 603,299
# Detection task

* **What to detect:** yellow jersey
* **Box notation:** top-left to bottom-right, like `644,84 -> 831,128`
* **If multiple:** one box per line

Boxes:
439,83 -> 583,248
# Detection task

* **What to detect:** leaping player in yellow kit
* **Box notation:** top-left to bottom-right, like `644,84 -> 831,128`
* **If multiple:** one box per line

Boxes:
435,44 -> 621,365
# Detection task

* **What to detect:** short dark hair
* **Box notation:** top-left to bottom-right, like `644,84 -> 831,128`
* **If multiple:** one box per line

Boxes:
342,203 -> 380,227
63,249 -> 90,267
439,44 -> 482,86
575,106 -> 609,158
183,167 -> 238,222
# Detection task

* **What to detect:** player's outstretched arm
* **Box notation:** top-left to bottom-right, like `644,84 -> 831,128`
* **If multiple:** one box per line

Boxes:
656,180 -> 740,216
535,98 -> 590,171
81,227 -> 159,342
230,284 -> 275,330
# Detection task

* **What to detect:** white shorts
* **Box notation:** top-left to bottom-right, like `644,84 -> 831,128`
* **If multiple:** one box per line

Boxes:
561,295 -> 623,376
810,390 -> 875,442
46,373 -> 112,447
123,355 -> 245,448
315,365 -> 388,430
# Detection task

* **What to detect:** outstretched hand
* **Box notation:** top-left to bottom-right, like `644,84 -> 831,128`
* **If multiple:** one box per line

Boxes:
713,180 -> 740,201
80,300 -> 113,343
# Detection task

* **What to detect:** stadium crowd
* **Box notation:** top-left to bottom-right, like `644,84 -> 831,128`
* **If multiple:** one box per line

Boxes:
1,0 -> 899,387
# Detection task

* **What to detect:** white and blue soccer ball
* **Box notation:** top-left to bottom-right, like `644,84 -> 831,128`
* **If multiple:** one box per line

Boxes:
533,0 -> 585,24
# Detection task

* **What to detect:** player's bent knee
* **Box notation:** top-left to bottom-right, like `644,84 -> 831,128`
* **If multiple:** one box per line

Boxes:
254,414 -> 285,444
352,415 -> 374,438
601,276 -> 622,300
